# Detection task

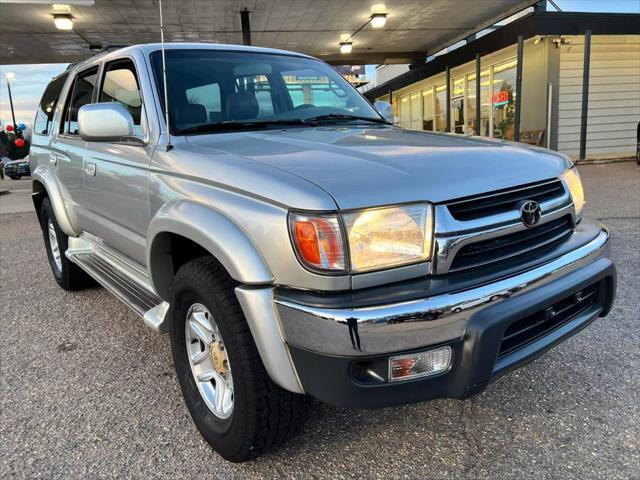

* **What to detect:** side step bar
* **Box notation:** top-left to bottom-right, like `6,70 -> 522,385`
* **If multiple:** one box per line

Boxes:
66,235 -> 170,333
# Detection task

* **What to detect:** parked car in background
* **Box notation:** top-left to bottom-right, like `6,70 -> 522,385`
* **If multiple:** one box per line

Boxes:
30,43 -> 616,462
3,157 -> 30,179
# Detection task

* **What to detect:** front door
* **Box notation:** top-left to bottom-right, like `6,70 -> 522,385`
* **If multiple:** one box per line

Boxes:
83,58 -> 152,266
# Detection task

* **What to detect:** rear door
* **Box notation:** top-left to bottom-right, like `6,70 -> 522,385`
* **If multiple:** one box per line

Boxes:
53,66 -> 99,231
83,57 -> 151,266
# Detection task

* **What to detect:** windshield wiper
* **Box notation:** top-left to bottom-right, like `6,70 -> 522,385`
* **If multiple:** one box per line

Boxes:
303,114 -> 391,125
178,119 -> 308,135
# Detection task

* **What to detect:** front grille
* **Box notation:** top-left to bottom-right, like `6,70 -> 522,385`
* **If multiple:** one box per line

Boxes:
447,179 -> 565,221
450,216 -> 573,271
498,281 -> 602,358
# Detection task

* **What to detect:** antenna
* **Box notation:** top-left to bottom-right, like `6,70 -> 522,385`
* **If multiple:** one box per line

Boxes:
158,0 -> 172,151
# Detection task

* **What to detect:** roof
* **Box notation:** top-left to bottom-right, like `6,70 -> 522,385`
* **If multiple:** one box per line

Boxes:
364,12 -> 640,100
0,0 -> 540,65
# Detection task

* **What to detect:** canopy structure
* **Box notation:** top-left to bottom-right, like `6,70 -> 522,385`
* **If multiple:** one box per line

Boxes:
0,0 -> 540,65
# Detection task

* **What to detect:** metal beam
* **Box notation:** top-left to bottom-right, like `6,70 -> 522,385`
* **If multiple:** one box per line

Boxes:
445,66 -> 451,132
475,53 -> 481,135
240,9 -> 251,46
579,30 -> 591,160
514,34 -> 524,142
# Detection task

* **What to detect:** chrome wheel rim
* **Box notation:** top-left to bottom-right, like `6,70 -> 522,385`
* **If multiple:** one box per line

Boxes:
185,303 -> 234,419
48,219 -> 62,272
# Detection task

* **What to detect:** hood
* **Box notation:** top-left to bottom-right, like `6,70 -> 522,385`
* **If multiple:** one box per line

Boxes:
186,127 -> 571,210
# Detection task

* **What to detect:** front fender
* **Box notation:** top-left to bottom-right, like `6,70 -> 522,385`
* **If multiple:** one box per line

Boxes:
32,165 -> 79,237
147,200 -> 274,300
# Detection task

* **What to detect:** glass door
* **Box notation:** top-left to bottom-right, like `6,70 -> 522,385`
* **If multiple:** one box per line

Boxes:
451,76 -> 465,134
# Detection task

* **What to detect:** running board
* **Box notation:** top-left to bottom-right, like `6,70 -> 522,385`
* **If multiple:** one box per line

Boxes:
66,236 -> 170,333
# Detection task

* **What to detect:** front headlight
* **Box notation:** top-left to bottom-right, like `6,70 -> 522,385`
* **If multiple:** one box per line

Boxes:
343,204 -> 433,272
561,167 -> 585,214
289,203 -> 433,274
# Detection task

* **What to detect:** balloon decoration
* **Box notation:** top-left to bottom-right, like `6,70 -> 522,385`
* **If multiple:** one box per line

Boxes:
18,123 -> 26,131
15,138 -> 25,148
5,124 -> 13,132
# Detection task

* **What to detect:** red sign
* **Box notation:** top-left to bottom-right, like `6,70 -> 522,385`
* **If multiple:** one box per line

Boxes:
492,90 -> 509,108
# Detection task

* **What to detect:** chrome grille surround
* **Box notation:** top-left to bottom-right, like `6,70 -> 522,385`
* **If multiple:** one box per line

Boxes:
433,179 -> 575,275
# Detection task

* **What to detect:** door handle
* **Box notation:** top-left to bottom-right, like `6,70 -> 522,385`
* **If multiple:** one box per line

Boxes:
85,162 -> 96,176
49,153 -> 58,165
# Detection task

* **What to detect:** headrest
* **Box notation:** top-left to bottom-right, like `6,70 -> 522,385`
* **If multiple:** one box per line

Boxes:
226,92 -> 259,121
174,103 -> 207,126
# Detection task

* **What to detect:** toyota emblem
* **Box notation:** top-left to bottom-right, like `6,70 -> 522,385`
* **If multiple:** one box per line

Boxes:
520,200 -> 542,227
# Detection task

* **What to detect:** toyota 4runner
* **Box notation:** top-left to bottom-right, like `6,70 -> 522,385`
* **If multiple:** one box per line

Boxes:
30,44 -> 616,462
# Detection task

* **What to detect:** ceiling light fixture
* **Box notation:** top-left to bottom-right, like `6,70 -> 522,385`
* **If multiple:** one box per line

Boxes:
370,13 -> 387,28
53,13 -> 74,30
339,42 -> 353,54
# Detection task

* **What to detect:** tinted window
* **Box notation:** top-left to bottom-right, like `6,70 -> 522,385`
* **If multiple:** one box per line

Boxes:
34,73 -> 69,136
100,59 -> 145,135
61,67 -> 99,135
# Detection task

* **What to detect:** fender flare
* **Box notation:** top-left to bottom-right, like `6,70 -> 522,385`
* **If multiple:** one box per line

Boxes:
32,166 -> 79,237
147,200 -> 274,300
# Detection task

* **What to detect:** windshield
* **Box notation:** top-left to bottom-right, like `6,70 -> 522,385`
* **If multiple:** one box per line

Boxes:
150,49 -> 383,134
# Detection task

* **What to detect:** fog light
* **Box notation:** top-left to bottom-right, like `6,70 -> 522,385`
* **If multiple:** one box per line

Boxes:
389,346 -> 452,382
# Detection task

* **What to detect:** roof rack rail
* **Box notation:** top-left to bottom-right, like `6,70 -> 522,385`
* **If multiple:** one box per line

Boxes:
90,44 -> 130,54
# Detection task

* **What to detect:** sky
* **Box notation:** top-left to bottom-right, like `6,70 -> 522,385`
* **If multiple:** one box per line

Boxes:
1,0 -> 638,127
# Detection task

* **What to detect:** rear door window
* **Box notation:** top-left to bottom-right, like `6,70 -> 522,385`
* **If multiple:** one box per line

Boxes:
61,66 -> 99,136
34,72 -> 69,136
99,59 -> 145,136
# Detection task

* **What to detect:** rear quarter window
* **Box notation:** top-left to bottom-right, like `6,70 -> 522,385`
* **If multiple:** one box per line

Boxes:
34,73 -> 69,136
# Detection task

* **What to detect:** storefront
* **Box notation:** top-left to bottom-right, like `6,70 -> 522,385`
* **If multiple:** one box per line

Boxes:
365,12 -> 640,161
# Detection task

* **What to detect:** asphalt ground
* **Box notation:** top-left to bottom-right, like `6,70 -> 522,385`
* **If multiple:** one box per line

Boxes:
1,161 -> 638,479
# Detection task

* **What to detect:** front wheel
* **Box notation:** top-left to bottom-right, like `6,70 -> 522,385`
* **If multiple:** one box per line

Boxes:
170,257 -> 307,462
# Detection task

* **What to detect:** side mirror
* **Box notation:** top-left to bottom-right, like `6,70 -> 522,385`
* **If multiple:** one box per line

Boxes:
373,100 -> 394,124
78,103 -> 138,143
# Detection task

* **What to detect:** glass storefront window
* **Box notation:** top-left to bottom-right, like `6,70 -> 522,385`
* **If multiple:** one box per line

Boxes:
410,93 -> 422,129
492,59 -> 517,140
422,88 -> 434,131
451,77 -> 465,134
435,84 -> 447,132
399,96 -> 411,128
466,69 -> 490,136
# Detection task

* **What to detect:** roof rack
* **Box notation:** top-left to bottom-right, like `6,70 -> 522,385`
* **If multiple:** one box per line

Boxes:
90,44 -> 130,54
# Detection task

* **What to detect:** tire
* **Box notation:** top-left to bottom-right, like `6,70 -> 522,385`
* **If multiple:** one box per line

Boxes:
170,257 -> 308,462
40,197 -> 95,290
9,175 -> 21,180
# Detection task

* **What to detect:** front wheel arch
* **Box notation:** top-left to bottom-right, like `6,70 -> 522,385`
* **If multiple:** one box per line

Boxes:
147,201 -> 273,301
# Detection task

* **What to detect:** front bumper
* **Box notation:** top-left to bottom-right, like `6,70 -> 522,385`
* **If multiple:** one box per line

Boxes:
270,220 -> 615,408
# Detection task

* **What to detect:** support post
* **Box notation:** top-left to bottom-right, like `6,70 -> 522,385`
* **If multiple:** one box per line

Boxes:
240,8 -> 251,46
514,34 -> 524,142
445,66 -> 451,132
6,79 -> 17,130
579,30 -> 591,160
475,53 -> 481,136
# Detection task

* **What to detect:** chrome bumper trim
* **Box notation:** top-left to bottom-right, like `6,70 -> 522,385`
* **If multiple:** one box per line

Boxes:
275,226 -> 610,357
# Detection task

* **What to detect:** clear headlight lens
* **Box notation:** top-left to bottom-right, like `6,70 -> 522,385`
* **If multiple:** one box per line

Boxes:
343,203 -> 433,272
562,167 -> 585,214
290,204 -> 433,273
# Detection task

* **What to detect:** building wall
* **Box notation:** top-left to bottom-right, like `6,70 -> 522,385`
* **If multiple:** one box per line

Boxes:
558,34 -> 640,159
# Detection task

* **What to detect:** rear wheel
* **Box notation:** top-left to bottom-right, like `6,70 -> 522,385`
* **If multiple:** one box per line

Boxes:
170,257 -> 308,462
40,197 -> 95,290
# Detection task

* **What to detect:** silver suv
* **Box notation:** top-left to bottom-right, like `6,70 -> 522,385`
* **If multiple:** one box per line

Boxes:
30,44 -> 616,462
